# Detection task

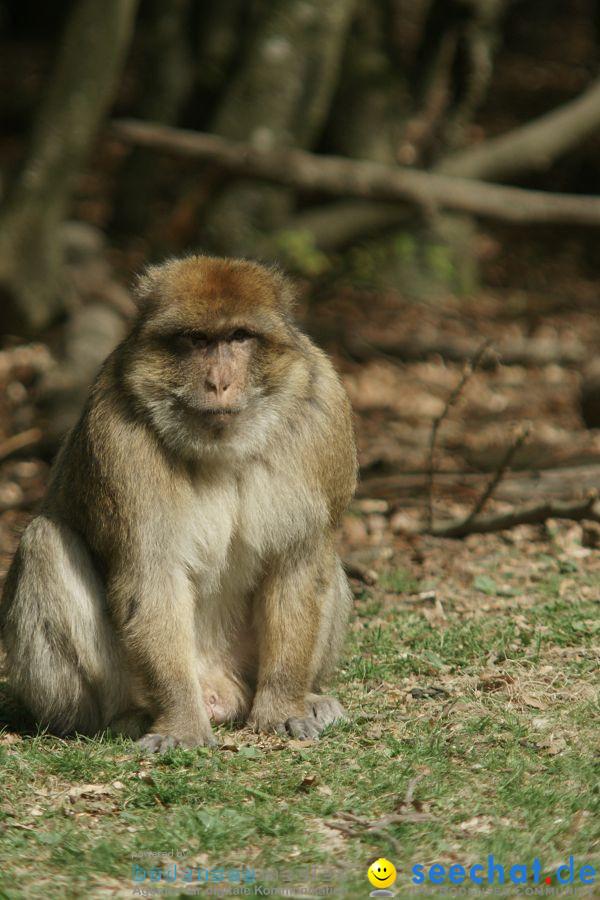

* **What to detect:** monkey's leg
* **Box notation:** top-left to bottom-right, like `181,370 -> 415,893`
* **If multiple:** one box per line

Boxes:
312,555 -> 352,687
0,516 -> 130,736
301,556 -> 351,734
248,551 -> 347,740
114,569 -> 216,753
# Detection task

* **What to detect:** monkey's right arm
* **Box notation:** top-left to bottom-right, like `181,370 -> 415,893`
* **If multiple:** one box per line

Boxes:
107,561 -> 216,751
54,400 -> 216,752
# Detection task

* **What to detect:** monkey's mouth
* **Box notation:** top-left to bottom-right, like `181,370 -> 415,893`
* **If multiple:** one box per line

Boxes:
200,407 -> 242,417
177,396 -> 242,419
196,407 -> 244,429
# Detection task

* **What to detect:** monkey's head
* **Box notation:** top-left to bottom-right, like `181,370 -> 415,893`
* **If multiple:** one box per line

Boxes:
123,255 -> 304,459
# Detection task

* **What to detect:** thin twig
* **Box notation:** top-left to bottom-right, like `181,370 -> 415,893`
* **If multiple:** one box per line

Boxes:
460,425 -> 530,528
368,812 -> 437,826
365,829 -> 403,854
425,340 -> 492,531
402,775 -> 423,807
325,820 -> 403,854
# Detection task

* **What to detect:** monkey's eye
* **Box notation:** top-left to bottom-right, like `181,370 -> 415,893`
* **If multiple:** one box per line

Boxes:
228,328 -> 252,343
178,331 -> 209,349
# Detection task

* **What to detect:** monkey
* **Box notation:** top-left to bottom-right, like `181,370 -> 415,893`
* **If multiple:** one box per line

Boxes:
0,255 -> 357,752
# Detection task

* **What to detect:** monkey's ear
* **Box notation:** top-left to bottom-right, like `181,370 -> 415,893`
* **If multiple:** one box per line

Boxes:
133,264 -> 164,309
270,266 -> 297,318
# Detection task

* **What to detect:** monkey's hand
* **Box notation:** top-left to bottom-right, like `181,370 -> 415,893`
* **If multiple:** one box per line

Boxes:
249,693 -> 346,741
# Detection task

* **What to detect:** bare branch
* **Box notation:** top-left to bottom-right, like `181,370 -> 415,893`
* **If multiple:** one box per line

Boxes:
459,425 -> 530,527
436,78 -> 600,182
425,340 -> 492,531
111,119 -> 600,227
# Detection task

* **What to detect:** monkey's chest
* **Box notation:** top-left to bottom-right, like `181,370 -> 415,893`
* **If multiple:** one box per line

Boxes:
187,462 -> 324,589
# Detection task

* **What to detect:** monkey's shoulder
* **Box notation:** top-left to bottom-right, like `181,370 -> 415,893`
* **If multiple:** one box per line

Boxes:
292,347 -> 357,522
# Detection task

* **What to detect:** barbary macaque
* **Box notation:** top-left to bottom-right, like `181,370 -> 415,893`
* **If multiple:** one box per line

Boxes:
0,256 -> 357,751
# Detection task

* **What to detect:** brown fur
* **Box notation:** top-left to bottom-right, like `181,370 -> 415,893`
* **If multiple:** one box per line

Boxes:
0,255 -> 357,750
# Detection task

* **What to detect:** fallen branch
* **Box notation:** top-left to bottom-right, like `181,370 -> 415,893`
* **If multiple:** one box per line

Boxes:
111,118 -> 600,227
326,804 -> 435,853
326,777 -> 437,850
358,463 -> 600,504
426,340 -> 492,531
436,78 -> 600,182
429,494 -> 600,538
343,558 -> 378,586
344,333 -> 584,368
253,78 -> 600,250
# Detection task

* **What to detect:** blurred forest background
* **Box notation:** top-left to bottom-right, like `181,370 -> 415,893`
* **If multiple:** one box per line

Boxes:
2,0 -> 600,572
4,7 -> 600,890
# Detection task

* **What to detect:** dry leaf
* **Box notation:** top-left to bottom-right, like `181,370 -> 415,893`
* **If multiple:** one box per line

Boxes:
67,784 -> 113,802
478,672 -> 514,692
298,774 -> 319,791
458,815 -> 512,834
137,772 -> 155,785
536,735 -> 567,755
521,694 -> 546,710
531,717 -> 550,731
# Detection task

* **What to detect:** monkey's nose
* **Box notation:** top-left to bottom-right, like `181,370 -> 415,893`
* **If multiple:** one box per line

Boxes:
205,376 -> 231,396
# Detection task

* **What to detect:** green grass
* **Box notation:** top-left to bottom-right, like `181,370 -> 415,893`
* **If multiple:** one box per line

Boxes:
1,545 -> 600,899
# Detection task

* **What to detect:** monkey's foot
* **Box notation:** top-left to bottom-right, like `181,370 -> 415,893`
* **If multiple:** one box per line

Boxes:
137,731 -> 218,753
286,694 -> 347,739
250,694 -> 346,741
306,693 -> 347,731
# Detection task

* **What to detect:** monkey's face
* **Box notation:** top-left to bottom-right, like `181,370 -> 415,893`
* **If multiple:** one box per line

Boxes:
124,256 -> 301,459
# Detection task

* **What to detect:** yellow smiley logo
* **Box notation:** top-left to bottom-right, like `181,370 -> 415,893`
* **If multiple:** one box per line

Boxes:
368,858 -> 397,888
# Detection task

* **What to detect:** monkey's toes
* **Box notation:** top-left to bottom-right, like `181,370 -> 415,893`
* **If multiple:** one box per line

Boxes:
285,716 -> 321,741
136,732 -> 218,753
307,694 -> 347,730
137,733 -> 181,753
284,696 -> 347,740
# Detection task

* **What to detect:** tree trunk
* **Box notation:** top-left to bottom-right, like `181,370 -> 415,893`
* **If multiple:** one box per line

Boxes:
112,0 -> 194,235
318,0 -> 508,294
324,0 -> 412,165
0,0 -> 139,335
412,0 -> 508,159
201,0 -> 356,257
